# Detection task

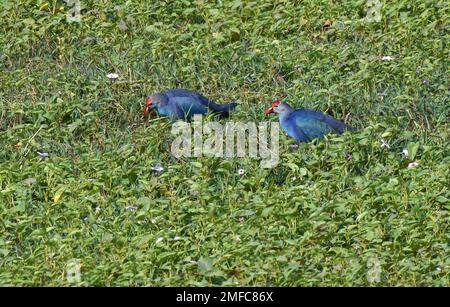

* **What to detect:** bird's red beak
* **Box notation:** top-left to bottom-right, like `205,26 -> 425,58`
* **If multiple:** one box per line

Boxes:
265,100 -> 281,115
143,97 -> 152,117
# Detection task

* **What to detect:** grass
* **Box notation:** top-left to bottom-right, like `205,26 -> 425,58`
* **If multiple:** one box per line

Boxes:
0,0 -> 449,286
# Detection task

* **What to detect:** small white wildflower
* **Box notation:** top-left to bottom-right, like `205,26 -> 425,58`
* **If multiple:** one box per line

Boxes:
436,267 -> 442,271
125,205 -> 138,212
86,178 -> 94,182
24,177 -> 37,186
106,73 -> 119,81
36,150 -> 49,158
381,56 -> 394,61
173,236 -> 181,241
236,235 -> 241,242
292,177 -> 297,181
239,217 -> 245,223
150,218 -> 158,224
238,169 -> 245,176
378,90 -> 387,97
155,237 -> 164,244
402,149 -> 409,157
408,161 -> 419,168
95,207 -> 101,214
151,163 -> 164,173
380,139 -> 390,149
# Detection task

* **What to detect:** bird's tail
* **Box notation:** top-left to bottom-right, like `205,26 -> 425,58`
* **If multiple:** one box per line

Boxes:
212,102 -> 238,118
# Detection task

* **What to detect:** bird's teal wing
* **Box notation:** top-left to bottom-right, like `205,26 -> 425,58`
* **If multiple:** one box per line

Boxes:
171,96 -> 209,120
283,119 -> 312,143
298,109 -> 353,133
291,111 -> 337,141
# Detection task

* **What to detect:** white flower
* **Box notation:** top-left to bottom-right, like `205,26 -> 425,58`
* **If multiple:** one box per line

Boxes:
292,177 -> 297,181
408,161 -> 419,168
37,150 -> 49,158
151,163 -> 164,172
380,139 -> 390,149
86,178 -> 94,182
378,90 -> 387,97
235,235 -> 241,242
436,265 -> 449,271
95,207 -> 101,214
155,237 -> 164,244
106,73 -> 119,81
381,56 -> 394,61
238,169 -> 245,176
24,177 -> 37,186
125,205 -> 138,211
402,149 -> 409,157
173,236 -> 181,241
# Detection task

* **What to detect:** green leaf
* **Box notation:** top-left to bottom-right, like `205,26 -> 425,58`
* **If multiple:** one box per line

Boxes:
135,234 -> 153,248
407,142 -> 420,160
262,207 -> 274,217
53,187 -> 65,203
0,249 -> 10,256
190,162 -> 203,168
435,196 -> 448,204
197,256 -> 214,273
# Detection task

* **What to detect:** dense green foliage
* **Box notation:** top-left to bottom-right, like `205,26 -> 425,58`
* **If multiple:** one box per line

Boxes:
0,0 -> 448,286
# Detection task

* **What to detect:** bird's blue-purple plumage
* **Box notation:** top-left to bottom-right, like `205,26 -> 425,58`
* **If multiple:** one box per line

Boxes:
151,89 -> 237,121
278,104 -> 356,143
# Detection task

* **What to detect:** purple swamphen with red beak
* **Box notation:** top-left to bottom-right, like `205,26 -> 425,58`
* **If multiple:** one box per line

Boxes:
144,88 -> 237,121
265,100 -> 356,143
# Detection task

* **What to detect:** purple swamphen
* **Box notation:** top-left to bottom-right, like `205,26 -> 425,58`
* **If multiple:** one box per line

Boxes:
144,88 -> 237,121
265,100 -> 356,143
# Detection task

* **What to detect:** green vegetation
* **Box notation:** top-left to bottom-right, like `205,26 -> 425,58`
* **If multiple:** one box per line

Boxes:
0,0 -> 448,286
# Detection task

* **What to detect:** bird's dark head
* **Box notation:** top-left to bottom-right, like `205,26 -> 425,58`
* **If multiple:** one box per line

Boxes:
143,96 -> 154,117
264,100 -> 282,115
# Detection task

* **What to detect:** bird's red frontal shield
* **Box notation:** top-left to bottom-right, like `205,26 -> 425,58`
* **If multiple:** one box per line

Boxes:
143,97 -> 152,117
